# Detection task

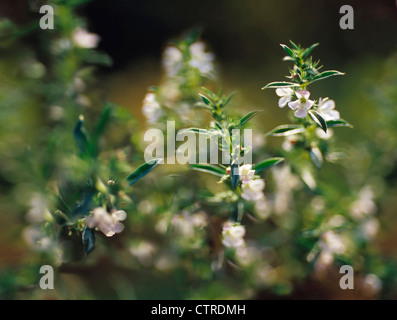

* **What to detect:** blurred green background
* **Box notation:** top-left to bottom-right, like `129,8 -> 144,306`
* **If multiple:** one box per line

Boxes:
0,0 -> 397,299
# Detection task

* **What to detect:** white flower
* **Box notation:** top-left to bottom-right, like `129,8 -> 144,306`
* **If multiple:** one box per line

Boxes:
85,207 -> 127,237
72,28 -> 100,49
239,164 -> 255,184
349,186 -> 376,220
317,98 -> 340,121
288,89 -> 314,118
163,46 -> 183,76
275,88 -> 294,108
222,221 -> 246,248
142,93 -> 162,123
319,231 -> 346,255
189,42 -> 215,77
241,179 -> 265,201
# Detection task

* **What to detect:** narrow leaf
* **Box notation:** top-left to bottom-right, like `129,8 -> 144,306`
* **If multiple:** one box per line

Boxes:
221,91 -> 237,108
74,115 -> 90,155
310,147 -> 323,169
309,110 -> 327,133
230,162 -> 239,190
309,70 -> 345,83
82,227 -> 95,255
262,82 -> 300,89
191,164 -> 226,177
326,119 -> 353,128
126,158 -> 161,186
280,44 -> 294,57
253,157 -> 284,173
266,124 -> 305,137
238,111 -> 259,128
199,94 -> 213,107
302,43 -> 319,59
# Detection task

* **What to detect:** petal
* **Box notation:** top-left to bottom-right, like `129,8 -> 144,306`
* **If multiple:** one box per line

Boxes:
276,88 -> 293,97
328,110 -> 340,121
112,210 -> 127,221
303,99 -> 314,110
288,100 -> 300,110
295,89 -> 310,100
113,222 -> 125,234
278,95 -> 291,108
295,108 -> 308,118
320,99 -> 335,111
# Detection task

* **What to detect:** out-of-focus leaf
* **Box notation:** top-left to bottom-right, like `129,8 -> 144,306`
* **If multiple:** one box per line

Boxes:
309,110 -> 327,133
262,82 -> 300,89
310,147 -> 323,169
267,124 -> 305,136
253,157 -> 284,173
191,164 -> 226,177
73,115 -> 90,155
82,227 -> 95,255
126,158 -> 161,186
230,162 -> 239,190
83,51 -> 113,66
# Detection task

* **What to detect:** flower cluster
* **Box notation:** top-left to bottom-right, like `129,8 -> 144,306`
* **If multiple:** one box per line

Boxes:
85,207 -> 127,237
221,221 -> 246,248
239,164 -> 265,201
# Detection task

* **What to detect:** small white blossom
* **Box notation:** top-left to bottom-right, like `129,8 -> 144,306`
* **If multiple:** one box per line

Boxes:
241,179 -> 265,201
221,221 -> 246,248
288,89 -> 314,118
85,207 -> 127,237
239,164 -> 256,184
142,93 -> 162,124
319,231 -> 346,255
189,42 -> 215,77
363,274 -> 382,295
349,186 -> 376,220
275,88 -> 294,108
72,28 -> 100,49
317,98 -> 340,121
360,217 -> 379,240
163,46 -> 183,76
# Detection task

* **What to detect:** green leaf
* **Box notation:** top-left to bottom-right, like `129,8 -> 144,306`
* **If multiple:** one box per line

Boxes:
309,110 -> 327,133
326,119 -> 353,128
309,70 -> 345,83
94,103 -> 113,141
237,111 -> 260,128
126,158 -> 161,186
230,162 -> 239,190
179,128 -> 208,134
221,91 -> 237,108
191,164 -> 226,177
280,44 -> 294,57
262,82 -> 300,89
253,157 -> 284,173
83,51 -> 113,66
309,147 -> 323,169
266,124 -> 305,136
289,40 -> 299,50
73,115 -> 90,155
199,94 -> 214,107
82,227 -> 95,255
302,43 -> 319,59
